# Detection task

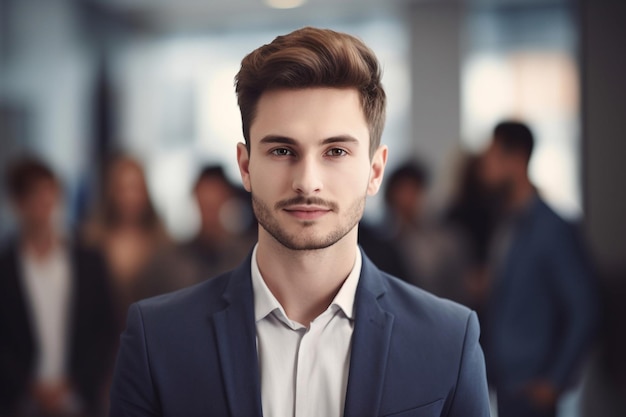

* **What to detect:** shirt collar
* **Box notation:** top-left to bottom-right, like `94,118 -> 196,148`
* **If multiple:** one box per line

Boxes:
250,244 -> 362,324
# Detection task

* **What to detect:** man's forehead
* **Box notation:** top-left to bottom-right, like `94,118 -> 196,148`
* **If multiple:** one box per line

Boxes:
250,87 -> 368,144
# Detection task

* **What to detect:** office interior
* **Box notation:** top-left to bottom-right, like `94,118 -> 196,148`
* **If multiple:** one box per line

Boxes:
0,0 -> 624,416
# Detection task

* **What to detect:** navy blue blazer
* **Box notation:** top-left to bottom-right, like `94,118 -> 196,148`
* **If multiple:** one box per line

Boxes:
109,250 -> 490,417
483,197 -> 599,391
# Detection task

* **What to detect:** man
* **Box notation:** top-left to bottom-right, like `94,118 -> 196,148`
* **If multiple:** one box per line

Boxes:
109,27 -> 490,417
480,121 -> 599,417
0,156 -> 118,416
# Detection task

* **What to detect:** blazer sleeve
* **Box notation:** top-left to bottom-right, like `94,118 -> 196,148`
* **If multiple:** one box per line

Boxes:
446,312 -> 491,417
109,303 -> 162,417
545,226 -> 600,389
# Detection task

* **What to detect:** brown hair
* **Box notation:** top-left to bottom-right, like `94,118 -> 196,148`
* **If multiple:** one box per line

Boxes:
493,121 -> 535,162
235,27 -> 386,157
5,156 -> 58,201
101,153 -> 161,230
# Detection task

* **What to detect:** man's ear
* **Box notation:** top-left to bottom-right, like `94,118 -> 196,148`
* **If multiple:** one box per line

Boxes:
367,145 -> 388,196
237,142 -> 252,192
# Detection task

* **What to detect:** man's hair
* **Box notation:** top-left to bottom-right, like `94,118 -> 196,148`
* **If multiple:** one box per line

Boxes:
5,156 -> 57,201
493,121 -> 535,162
384,161 -> 429,204
235,26 -> 386,157
194,164 -> 232,190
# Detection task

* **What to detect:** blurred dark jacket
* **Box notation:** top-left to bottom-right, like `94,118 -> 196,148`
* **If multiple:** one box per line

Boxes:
483,196 -> 600,392
358,223 -> 410,282
0,240 -> 118,416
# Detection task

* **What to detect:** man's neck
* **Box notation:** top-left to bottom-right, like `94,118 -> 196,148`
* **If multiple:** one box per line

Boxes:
21,228 -> 60,260
255,228 -> 358,325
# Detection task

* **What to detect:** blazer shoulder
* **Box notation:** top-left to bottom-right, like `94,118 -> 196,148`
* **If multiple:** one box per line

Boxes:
134,268 -> 234,320
527,198 -> 581,247
0,242 -> 21,291
380,271 -> 473,334
532,198 -> 573,230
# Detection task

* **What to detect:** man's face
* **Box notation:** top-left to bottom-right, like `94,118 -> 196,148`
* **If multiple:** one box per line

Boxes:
480,140 -> 512,191
237,87 -> 387,251
194,177 -> 232,231
13,178 -> 60,232
388,178 -> 425,222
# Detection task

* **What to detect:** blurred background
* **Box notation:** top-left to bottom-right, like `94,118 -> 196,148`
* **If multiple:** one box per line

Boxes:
0,0 -> 624,416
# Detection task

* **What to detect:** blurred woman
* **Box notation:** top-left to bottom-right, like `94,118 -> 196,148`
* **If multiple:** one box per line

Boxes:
82,154 -> 169,322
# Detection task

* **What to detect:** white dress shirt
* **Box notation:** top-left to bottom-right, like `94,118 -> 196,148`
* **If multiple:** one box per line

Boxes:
251,245 -> 362,417
20,244 -> 72,383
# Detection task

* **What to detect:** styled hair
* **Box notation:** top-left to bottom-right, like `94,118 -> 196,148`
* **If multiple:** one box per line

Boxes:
5,156 -> 57,201
235,26 -> 386,157
493,121 -> 535,162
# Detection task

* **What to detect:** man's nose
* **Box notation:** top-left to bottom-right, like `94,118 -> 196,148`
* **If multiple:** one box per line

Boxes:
292,156 -> 323,195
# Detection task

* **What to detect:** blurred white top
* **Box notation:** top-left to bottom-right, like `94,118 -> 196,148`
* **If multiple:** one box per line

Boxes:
20,244 -> 72,383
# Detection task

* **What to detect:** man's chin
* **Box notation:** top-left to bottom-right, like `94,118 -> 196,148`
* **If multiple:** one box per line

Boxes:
264,226 -> 344,251
277,233 -> 338,251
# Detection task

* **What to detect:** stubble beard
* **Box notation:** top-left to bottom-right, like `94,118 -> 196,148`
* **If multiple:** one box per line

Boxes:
251,193 -> 365,251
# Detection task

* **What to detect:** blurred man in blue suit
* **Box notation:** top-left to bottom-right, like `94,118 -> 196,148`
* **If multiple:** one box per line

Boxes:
480,121 -> 599,417
108,27 -> 490,417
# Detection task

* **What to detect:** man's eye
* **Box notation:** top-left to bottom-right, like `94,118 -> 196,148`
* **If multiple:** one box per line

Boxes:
326,148 -> 347,157
271,148 -> 293,156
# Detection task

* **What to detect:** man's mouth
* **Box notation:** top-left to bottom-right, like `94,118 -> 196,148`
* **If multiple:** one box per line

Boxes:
283,205 -> 332,220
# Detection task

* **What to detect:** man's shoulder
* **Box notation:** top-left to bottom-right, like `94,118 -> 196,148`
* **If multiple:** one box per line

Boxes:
371,270 -> 480,377
0,238 -> 17,263
531,197 -> 572,229
376,269 -> 474,334
528,197 -> 581,245
133,267 -> 238,321
360,264 -> 474,345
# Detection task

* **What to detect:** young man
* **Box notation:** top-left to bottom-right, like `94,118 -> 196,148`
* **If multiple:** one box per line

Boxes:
480,121 -> 599,417
0,157 -> 118,416
109,27 -> 490,417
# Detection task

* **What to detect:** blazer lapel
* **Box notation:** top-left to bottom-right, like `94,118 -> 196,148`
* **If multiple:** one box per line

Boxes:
344,252 -> 395,417
212,257 -> 263,417
4,243 -> 36,357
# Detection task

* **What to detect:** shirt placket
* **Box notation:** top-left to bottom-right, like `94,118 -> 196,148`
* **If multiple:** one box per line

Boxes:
293,310 -> 335,417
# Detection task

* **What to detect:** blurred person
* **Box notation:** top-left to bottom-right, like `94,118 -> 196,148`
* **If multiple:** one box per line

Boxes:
479,121 -> 599,417
382,161 -> 471,304
81,154 -> 168,321
0,156 -> 117,417
444,155 -> 499,311
109,27 -> 490,416
134,165 -> 256,299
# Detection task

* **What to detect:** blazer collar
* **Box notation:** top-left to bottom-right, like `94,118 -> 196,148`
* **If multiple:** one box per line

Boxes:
212,252 -> 263,417
213,249 -> 393,417
344,250 -> 395,417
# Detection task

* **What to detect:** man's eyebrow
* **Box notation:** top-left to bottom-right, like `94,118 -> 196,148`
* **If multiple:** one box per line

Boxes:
258,135 -> 361,146
259,135 -> 298,146
321,136 -> 360,146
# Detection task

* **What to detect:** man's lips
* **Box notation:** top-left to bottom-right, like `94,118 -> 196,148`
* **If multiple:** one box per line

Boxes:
283,205 -> 331,220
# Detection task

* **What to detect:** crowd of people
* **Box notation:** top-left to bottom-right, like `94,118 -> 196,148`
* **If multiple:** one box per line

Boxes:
0,120 -> 599,417
0,154 -> 256,416
363,121 -> 599,417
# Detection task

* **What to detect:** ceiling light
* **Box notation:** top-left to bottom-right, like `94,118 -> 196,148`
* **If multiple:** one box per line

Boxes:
264,0 -> 307,9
